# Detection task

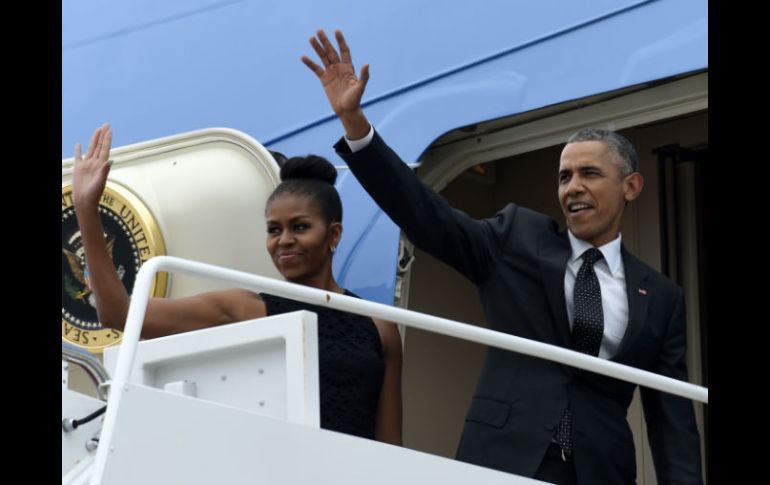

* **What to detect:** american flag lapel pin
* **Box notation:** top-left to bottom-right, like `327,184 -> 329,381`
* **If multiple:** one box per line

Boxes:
638,288 -> 647,296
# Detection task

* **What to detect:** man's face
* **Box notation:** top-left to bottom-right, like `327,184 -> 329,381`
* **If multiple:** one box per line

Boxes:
558,140 -> 640,247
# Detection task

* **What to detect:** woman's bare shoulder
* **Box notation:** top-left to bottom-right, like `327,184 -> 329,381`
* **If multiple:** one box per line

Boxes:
372,318 -> 402,355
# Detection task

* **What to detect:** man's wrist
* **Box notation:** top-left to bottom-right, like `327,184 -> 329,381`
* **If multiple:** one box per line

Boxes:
345,124 -> 374,153
338,108 -> 370,140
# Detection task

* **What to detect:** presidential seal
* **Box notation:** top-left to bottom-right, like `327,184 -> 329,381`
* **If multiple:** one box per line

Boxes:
62,181 -> 168,354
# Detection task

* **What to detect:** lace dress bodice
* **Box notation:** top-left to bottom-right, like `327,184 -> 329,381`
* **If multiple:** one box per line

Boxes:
260,290 -> 385,439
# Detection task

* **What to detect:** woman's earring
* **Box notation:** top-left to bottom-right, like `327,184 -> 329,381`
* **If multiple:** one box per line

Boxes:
330,245 -> 337,253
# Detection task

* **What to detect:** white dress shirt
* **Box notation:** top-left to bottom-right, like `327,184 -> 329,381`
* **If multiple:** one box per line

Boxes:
564,231 -> 629,359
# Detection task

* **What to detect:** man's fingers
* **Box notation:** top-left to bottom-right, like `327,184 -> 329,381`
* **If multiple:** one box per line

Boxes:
360,64 -> 370,87
75,142 -> 82,162
336,30 -> 352,64
310,37 -> 329,67
318,30 -> 340,64
301,56 -> 325,78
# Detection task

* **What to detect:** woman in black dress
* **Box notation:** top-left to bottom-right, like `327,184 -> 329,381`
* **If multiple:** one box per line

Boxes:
71,124 -> 402,444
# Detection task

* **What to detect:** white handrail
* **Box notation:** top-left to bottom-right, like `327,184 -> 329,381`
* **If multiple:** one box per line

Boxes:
90,255 -> 708,484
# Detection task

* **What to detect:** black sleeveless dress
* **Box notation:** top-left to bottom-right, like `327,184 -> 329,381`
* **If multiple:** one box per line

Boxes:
259,290 -> 385,440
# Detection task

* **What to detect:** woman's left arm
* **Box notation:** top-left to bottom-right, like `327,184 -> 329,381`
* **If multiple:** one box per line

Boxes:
373,319 -> 403,445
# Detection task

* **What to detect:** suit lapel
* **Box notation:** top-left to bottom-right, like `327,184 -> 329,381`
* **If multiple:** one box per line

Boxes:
613,247 -> 651,360
537,231 -> 572,347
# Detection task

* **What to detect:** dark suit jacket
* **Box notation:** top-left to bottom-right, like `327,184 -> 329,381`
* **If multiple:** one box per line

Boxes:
335,131 -> 702,484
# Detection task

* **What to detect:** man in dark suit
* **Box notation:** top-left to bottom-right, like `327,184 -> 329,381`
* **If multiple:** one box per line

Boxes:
302,29 -> 703,484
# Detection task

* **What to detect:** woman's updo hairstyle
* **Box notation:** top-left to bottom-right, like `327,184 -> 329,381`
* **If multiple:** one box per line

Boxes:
266,155 -> 342,224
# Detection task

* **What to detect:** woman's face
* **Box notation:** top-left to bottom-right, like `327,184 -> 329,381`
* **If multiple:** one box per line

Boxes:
265,194 -> 340,284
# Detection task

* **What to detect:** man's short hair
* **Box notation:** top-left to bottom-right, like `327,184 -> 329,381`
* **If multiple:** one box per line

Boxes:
567,129 -> 639,176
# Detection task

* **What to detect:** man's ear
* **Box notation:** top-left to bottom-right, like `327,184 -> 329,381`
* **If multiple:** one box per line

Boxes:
623,172 -> 644,202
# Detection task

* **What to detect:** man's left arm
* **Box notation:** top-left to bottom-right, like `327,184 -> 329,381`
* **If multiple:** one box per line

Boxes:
640,287 -> 704,484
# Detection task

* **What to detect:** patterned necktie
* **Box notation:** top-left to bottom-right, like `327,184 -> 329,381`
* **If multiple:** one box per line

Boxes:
554,248 -> 605,456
